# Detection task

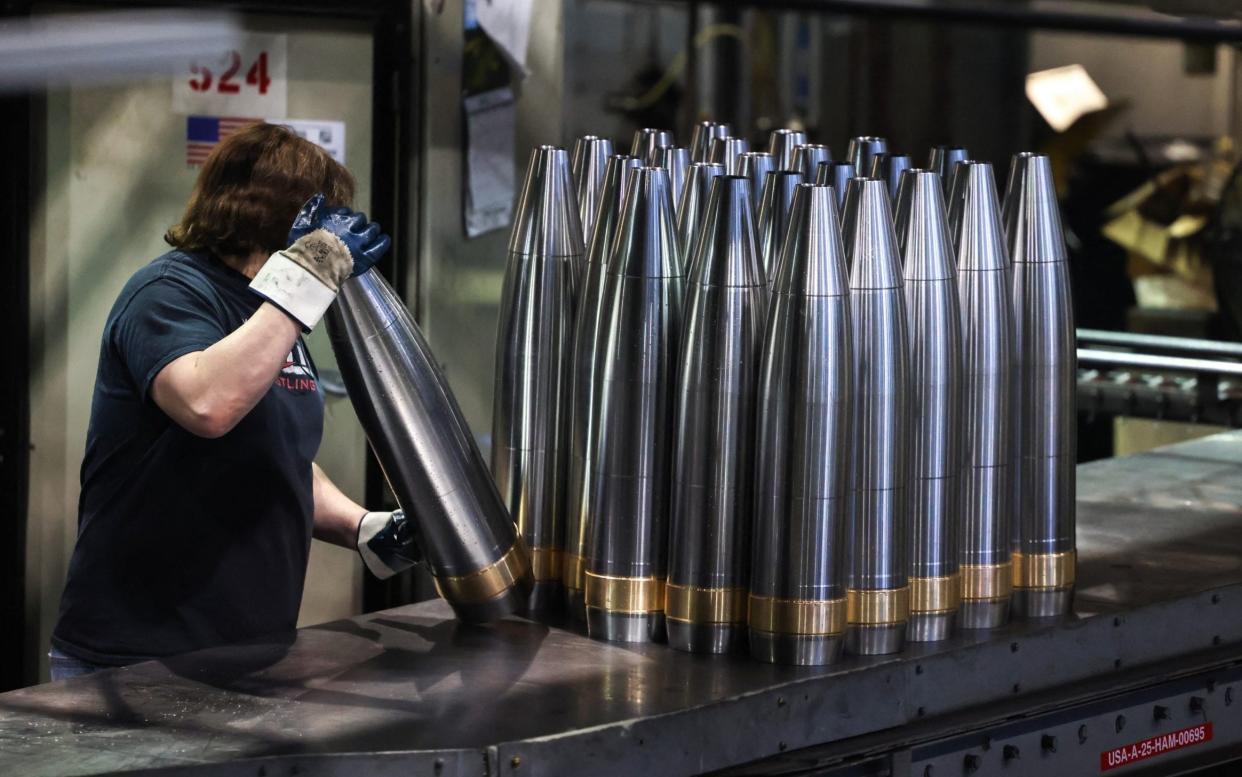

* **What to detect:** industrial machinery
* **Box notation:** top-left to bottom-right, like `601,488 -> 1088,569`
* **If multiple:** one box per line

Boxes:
1077,330 -> 1242,429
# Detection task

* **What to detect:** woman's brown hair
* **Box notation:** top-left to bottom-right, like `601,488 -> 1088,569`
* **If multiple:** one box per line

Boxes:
166,122 -> 355,258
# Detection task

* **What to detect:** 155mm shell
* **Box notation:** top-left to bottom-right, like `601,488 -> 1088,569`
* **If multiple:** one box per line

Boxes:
895,170 -> 962,642
955,162 -> 1016,629
667,175 -> 767,654
564,155 -> 643,617
493,146 -> 583,612
328,272 -> 533,623
844,177 -> 911,656
1003,153 -> 1077,619
750,183 -> 852,665
585,167 -> 685,643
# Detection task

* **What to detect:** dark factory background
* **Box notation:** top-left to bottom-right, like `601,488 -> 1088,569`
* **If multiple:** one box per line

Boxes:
2,0 -> 1240,690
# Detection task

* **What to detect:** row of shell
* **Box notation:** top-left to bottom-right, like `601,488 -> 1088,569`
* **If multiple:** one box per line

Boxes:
491,125 -> 1076,664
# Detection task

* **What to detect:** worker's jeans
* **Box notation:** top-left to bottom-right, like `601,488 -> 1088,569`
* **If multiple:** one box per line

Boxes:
48,646 -> 104,682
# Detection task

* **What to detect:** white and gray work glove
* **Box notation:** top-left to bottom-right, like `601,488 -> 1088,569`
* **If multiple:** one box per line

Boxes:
357,509 -> 422,580
250,193 -> 391,331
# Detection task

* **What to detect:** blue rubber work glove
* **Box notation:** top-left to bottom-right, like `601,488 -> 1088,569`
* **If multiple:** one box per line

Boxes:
251,194 -> 393,331
287,195 -> 392,278
357,509 -> 422,580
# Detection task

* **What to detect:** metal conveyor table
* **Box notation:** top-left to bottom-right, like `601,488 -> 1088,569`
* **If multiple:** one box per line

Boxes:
2,430 -> 1242,776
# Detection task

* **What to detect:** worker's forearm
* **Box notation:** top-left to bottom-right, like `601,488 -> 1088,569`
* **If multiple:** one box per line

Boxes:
192,302 -> 301,415
311,463 -> 366,550
152,302 -> 301,437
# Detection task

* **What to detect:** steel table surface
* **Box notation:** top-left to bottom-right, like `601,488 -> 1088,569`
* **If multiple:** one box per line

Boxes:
2,431 -> 1241,777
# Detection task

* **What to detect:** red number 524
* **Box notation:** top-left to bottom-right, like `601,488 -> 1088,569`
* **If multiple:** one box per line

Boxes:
189,51 -> 271,95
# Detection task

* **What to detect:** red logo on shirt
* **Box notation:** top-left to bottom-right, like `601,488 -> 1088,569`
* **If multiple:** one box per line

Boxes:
275,340 -> 318,393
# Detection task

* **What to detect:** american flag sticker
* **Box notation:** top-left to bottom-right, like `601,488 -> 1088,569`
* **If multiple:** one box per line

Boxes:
186,115 -> 259,166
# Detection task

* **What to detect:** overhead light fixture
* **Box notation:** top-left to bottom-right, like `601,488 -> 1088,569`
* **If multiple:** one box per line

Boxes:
1025,64 -> 1109,132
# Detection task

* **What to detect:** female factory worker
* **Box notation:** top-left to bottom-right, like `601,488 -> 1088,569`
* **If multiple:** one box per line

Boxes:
50,123 -> 417,681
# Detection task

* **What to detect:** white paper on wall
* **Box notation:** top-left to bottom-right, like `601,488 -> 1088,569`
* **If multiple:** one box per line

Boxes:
475,0 -> 533,74
464,87 -> 516,238
268,118 -> 346,164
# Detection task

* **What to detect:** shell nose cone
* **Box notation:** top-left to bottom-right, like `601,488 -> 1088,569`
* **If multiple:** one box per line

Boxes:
658,146 -> 691,208
928,145 -> 969,191
768,128 -> 809,169
630,128 -> 655,155
739,151 -> 776,209
631,127 -> 675,164
509,145 -> 585,258
895,170 -> 955,281
793,143 -> 832,179
677,162 -> 727,278
756,170 -> 805,281
690,121 -> 731,162
1003,152 -> 1067,265
571,135 -> 611,182
847,136 -> 888,176
771,183 -> 849,297
815,161 -> 856,210
709,136 -> 750,175
572,136 -> 615,244
692,175 -> 765,289
611,167 -> 683,279
586,155 -> 644,266
954,162 -> 1008,273
870,153 -> 912,200
845,178 -> 903,291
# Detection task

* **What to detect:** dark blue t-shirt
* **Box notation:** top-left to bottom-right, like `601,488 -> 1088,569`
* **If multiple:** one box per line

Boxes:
53,250 -> 325,665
